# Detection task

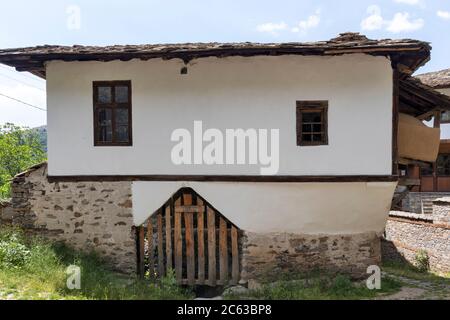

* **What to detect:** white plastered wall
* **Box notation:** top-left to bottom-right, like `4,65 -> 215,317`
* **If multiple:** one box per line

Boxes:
46,54 -> 393,176
438,87 -> 450,139
132,181 -> 397,234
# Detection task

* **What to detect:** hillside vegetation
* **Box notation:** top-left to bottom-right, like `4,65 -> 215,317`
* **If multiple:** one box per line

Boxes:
0,123 -> 46,199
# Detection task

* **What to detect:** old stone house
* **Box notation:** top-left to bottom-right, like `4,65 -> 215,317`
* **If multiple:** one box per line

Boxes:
0,32 -> 447,285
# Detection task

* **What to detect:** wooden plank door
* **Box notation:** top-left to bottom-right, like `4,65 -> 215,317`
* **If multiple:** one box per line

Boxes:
137,189 -> 240,286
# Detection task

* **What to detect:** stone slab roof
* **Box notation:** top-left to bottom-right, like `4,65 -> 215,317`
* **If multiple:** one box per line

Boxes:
0,32 -> 431,79
415,68 -> 450,89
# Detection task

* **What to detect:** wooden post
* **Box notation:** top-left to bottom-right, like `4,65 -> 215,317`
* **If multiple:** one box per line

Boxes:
219,217 -> 228,284
138,226 -> 145,278
165,205 -> 172,271
433,110 -> 441,192
231,226 -> 239,285
185,212 -> 195,285
207,207 -> 216,286
407,164 -> 421,192
147,219 -> 154,277
174,199 -> 183,283
157,212 -> 164,276
197,199 -> 205,284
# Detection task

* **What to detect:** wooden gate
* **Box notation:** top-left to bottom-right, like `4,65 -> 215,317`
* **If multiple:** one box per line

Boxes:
137,188 -> 240,286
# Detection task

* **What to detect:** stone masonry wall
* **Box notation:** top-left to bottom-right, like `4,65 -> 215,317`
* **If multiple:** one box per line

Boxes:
433,198 -> 450,225
10,163 -> 137,274
0,200 -> 13,226
241,231 -> 381,281
402,192 -> 450,214
383,205 -> 450,273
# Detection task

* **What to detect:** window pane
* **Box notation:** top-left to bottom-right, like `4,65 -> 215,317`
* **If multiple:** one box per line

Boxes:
302,112 -> 321,123
312,134 -> 322,142
98,109 -> 112,142
421,166 -> 433,176
313,124 -> 322,132
302,134 -> 313,142
115,85 -> 129,103
115,125 -> 129,142
98,86 -> 112,103
116,108 -> 129,125
302,124 -> 312,133
437,154 -> 450,176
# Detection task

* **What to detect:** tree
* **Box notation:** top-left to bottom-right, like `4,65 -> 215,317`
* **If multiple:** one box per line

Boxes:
0,123 -> 47,198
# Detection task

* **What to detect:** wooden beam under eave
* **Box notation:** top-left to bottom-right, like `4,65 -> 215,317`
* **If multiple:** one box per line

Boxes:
397,63 -> 413,75
416,110 -> 438,121
398,157 -> 432,168
29,70 -> 46,79
433,110 -> 441,129
401,80 -> 450,108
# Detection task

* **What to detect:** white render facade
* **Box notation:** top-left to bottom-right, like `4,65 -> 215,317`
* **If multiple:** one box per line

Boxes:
45,54 -> 396,235
47,54 -> 393,177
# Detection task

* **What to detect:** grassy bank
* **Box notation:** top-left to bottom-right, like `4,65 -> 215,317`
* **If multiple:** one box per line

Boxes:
225,272 -> 402,300
382,261 -> 450,283
0,227 -> 193,300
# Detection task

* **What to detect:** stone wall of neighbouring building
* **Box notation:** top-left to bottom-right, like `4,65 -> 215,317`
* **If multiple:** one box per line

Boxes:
382,206 -> 450,273
401,192 -> 450,214
241,231 -> 381,281
0,199 -> 13,225
10,163 -> 137,274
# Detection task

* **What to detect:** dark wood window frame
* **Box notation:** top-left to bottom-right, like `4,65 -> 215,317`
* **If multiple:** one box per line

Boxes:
93,80 -> 132,146
296,101 -> 328,146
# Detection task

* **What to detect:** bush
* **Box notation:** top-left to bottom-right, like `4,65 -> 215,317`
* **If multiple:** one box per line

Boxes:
0,238 -> 31,269
414,250 -> 430,273
0,226 -> 193,300
0,229 -> 31,269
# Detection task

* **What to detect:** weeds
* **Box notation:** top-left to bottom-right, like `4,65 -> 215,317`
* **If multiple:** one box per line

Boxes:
225,272 -> 402,300
0,227 -> 193,300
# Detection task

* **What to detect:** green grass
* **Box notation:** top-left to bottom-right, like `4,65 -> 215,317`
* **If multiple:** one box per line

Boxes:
225,273 -> 402,300
0,227 -> 193,300
382,261 -> 450,284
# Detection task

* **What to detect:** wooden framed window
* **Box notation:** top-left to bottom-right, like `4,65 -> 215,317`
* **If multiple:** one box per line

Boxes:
93,81 -> 132,146
296,101 -> 328,146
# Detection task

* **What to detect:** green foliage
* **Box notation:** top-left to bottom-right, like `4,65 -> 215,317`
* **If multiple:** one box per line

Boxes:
0,227 -> 193,300
0,123 -> 46,198
0,235 -> 31,270
414,250 -> 430,273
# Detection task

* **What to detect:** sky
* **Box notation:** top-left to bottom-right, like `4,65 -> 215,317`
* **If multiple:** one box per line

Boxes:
0,0 -> 449,127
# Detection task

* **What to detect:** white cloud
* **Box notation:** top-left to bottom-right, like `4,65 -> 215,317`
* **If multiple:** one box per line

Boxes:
256,22 -> 288,35
256,10 -> 321,36
387,12 -> 424,32
361,5 -> 424,33
291,10 -> 321,34
437,10 -> 450,20
361,5 -> 385,30
394,0 -> 421,5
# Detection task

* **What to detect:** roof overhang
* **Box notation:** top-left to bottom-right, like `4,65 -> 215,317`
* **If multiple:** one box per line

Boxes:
399,77 -> 450,119
0,33 -> 431,79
